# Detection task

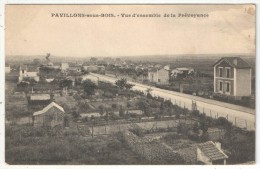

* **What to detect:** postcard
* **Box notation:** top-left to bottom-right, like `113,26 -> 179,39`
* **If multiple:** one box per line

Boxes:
4,4 -> 256,166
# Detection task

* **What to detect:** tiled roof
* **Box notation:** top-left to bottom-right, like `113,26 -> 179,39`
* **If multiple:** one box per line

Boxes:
33,102 -> 64,116
213,57 -> 251,69
198,141 -> 228,161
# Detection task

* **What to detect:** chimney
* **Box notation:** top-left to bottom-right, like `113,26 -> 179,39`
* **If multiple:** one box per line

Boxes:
215,142 -> 221,150
233,58 -> 238,66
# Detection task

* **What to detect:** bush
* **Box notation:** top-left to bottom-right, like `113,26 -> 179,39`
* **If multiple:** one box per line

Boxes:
192,110 -> 200,116
187,130 -> 200,141
111,104 -> 117,109
216,117 -> 232,130
103,91 -> 114,98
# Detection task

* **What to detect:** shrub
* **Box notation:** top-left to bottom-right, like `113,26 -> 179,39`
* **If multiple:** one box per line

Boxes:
192,110 -> 200,116
111,103 -> 117,109
216,117 -> 232,130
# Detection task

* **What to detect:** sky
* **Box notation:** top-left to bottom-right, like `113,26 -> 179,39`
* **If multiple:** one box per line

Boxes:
5,5 -> 256,57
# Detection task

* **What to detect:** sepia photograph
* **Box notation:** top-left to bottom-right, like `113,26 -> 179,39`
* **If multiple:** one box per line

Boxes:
4,4 -> 256,166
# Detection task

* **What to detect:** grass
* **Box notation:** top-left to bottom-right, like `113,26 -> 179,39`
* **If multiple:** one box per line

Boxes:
5,125 -> 144,165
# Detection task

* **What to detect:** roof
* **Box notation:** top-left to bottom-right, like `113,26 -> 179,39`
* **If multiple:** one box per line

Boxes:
198,141 -> 228,161
33,102 -> 65,116
213,57 -> 251,69
30,94 -> 51,101
176,67 -> 193,71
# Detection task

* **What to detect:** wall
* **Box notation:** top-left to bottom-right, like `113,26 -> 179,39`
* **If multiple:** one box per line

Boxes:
148,71 -> 157,83
33,107 -> 65,127
215,79 -> 234,95
214,60 -> 234,95
157,69 -> 169,84
197,148 -> 212,164
235,69 -> 251,96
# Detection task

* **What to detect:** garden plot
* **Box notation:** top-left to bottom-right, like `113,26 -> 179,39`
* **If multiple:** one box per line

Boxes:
54,95 -> 78,110
91,123 -> 131,135
136,119 -> 194,130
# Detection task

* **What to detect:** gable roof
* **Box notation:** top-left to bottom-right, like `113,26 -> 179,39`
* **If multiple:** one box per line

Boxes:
33,102 -> 65,116
198,141 -> 228,161
213,57 -> 251,69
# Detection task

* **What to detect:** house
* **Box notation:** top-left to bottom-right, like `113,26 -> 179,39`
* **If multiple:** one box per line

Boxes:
197,141 -> 228,165
33,102 -> 66,127
19,64 -> 40,82
171,67 -> 194,78
60,63 -> 69,71
148,67 -> 169,84
213,57 -> 252,98
82,65 -> 98,72
5,64 -> 11,73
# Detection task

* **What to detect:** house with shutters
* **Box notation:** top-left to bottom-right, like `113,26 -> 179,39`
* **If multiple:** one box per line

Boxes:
213,57 -> 252,98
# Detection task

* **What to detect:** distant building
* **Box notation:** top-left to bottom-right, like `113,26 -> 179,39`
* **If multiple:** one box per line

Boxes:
33,102 -> 65,127
5,64 -> 11,73
19,65 -> 39,82
81,74 -> 99,84
197,141 -> 228,165
171,67 -> 194,78
60,63 -> 69,71
148,68 -> 169,85
82,65 -> 105,73
213,57 -> 252,98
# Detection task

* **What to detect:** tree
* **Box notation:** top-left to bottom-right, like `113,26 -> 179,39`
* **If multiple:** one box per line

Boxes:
115,78 -> 127,90
98,105 -> 105,116
192,122 -> 200,134
126,102 -> 131,109
72,110 -> 80,118
17,81 -> 30,93
137,100 -> 151,117
59,79 -> 73,89
81,80 -> 97,96
125,83 -> 134,90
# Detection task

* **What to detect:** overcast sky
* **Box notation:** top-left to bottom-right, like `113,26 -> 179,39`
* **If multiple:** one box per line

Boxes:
5,5 -> 255,57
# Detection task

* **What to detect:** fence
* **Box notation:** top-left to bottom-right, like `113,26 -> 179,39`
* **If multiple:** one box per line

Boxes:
151,92 -> 255,131
81,119 -> 196,137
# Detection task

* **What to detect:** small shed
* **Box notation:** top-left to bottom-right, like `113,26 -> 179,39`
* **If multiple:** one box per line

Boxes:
197,141 -> 228,165
33,102 -> 65,127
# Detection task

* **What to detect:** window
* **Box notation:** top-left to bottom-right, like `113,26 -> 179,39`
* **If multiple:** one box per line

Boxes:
219,67 -> 223,77
219,81 -> 223,91
226,68 -> 230,78
226,83 -> 230,93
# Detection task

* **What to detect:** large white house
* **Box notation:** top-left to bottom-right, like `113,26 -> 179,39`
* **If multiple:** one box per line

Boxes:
213,57 -> 252,98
